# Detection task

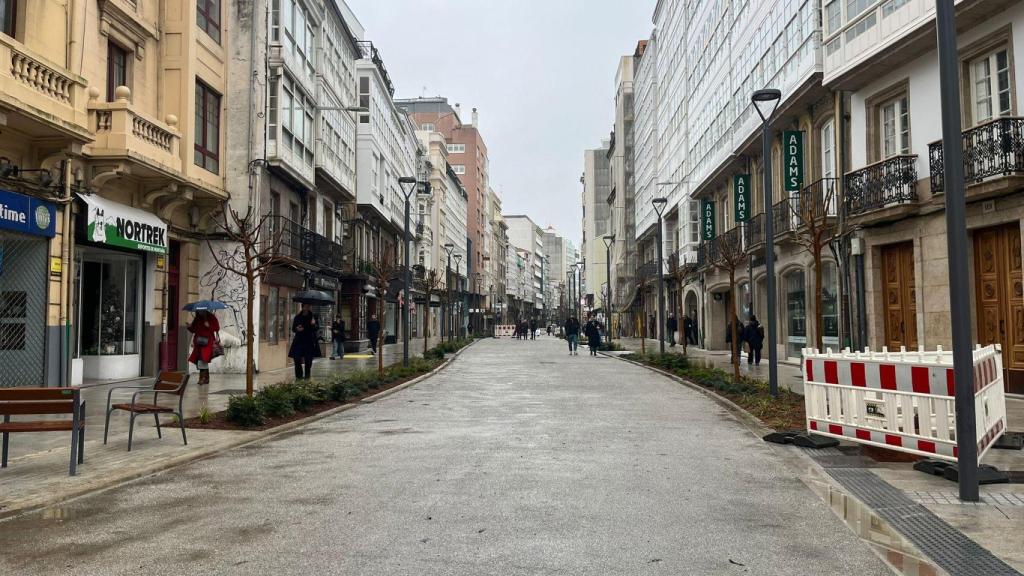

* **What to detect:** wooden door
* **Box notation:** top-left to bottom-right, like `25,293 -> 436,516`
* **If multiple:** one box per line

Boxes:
973,223 -> 1024,393
881,242 -> 918,350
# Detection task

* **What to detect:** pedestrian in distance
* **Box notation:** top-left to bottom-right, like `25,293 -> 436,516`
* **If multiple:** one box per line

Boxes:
689,315 -> 699,346
584,314 -> 603,356
530,318 -> 537,340
683,314 -> 696,346
367,314 -> 381,355
667,314 -> 678,347
744,315 -> 765,366
564,316 -> 581,355
547,324 -> 553,336
187,310 -> 220,385
331,315 -> 346,360
289,304 -> 321,380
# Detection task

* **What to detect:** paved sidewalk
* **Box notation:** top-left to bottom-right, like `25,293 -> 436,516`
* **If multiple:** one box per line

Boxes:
0,336 -> 444,518
0,337 -> 893,575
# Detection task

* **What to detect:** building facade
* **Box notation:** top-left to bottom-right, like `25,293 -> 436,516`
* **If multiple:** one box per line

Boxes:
582,143 -> 611,313
607,53 -> 639,337
505,215 -> 544,319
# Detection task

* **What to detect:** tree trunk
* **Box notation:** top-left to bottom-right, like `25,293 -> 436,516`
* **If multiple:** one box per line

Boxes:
244,248 -> 256,397
424,293 -> 430,355
639,307 -> 646,355
729,268 -> 740,382
378,306 -> 385,376
814,243 -> 824,352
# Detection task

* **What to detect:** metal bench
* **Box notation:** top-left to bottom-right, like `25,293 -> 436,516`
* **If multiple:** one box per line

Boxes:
0,387 -> 85,476
104,371 -> 190,451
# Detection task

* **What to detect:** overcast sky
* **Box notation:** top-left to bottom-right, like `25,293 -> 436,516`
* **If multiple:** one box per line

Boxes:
347,0 -> 654,247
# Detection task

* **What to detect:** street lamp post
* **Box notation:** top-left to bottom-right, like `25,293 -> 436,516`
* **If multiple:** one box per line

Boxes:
752,88 -> 782,398
652,198 -> 668,354
398,176 -> 428,367
454,253 -> 463,339
603,234 -> 615,341
443,243 -> 455,342
935,0 -> 978,502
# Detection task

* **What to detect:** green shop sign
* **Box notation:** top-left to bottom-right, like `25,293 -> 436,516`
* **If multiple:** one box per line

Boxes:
701,200 -> 715,241
734,174 -> 750,222
80,194 -> 168,254
783,130 -> 804,192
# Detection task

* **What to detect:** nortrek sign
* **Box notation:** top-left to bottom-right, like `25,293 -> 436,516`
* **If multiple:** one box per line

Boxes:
783,130 -> 804,192
79,194 -> 168,254
0,189 -> 56,238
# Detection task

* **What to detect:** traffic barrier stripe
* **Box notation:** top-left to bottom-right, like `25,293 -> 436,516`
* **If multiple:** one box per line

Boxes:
804,351 -> 1000,397
808,419 -> 958,460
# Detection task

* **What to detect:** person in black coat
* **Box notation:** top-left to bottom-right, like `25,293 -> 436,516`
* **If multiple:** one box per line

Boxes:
584,315 -> 603,356
529,318 -> 537,340
367,314 -> 381,354
667,314 -> 678,347
744,315 -> 765,365
331,316 -> 346,360
290,304 -> 321,379
683,314 -> 697,345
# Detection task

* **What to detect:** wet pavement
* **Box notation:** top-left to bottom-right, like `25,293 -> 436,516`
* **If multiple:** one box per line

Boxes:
0,336 -> 893,575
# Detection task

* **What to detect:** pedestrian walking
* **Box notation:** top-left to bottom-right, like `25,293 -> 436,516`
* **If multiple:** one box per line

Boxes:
690,316 -> 699,346
683,314 -> 696,346
546,324 -> 553,336
289,304 -> 321,380
667,314 -> 678,347
584,314 -> 603,356
331,315 -> 346,360
529,318 -> 537,340
187,310 -> 220,385
564,316 -> 581,355
367,314 -> 381,355
744,315 -> 765,366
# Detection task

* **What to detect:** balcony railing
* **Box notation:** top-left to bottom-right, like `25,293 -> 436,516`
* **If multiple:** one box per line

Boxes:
772,196 -> 796,236
929,117 -> 1024,194
844,154 -> 918,217
0,35 -> 88,134
88,97 -> 182,174
744,211 -> 765,249
262,216 -> 344,271
637,260 -> 660,281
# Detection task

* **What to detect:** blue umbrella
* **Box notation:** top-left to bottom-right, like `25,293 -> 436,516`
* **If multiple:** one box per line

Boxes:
183,300 -> 228,312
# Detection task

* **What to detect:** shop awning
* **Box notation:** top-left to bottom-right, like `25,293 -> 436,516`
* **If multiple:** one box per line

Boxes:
78,194 -> 168,254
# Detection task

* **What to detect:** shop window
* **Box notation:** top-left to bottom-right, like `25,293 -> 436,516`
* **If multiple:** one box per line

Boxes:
785,270 -> 806,359
822,262 -> 839,348
267,287 -> 279,343
78,252 -> 142,356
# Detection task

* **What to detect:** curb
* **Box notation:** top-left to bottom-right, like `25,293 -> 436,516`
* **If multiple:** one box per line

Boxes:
0,339 -> 480,522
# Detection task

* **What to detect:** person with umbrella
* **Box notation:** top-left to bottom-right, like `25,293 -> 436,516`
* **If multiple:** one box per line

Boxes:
289,302 -> 321,379
185,301 -> 224,385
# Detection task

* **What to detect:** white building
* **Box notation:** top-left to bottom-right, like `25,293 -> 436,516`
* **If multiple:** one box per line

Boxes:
505,215 -> 545,314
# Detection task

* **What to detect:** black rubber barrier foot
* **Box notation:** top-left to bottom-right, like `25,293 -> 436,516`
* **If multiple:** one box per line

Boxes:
763,430 -> 803,444
916,459 -> 1010,485
791,433 -> 840,449
993,431 -> 1024,450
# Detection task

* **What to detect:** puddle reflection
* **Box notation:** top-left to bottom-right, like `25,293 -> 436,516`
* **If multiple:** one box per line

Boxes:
804,477 -> 946,576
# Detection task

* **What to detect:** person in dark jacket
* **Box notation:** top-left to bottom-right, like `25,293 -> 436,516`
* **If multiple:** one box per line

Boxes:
683,314 -> 697,345
289,304 -> 321,379
367,314 -> 381,354
331,316 -> 346,360
529,318 -> 537,340
584,315 -> 603,356
744,315 -> 765,365
564,316 -> 581,355
667,314 -> 678,347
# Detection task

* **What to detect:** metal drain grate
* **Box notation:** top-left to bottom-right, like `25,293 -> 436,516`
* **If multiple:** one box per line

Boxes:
909,491 -> 1024,507
827,468 -> 1022,576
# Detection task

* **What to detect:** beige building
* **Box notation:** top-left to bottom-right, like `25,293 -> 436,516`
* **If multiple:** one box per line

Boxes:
0,0 -> 228,386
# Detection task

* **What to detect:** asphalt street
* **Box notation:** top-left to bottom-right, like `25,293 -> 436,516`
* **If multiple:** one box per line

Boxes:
0,337 -> 893,575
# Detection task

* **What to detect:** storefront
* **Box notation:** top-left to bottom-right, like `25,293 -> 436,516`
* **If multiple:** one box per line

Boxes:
0,189 -> 57,387
784,269 -> 807,360
74,194 -> 167,383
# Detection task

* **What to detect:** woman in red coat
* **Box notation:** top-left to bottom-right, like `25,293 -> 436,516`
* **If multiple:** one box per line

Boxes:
187,310 -> 220,384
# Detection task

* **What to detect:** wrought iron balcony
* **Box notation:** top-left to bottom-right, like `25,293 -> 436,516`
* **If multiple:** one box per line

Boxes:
744,211 -> 765,250
262,216 -> 344,271
844,155 -> 918,217
772,196 -> 796,236
929,117 -> 1024,194
637,260 -> 660,281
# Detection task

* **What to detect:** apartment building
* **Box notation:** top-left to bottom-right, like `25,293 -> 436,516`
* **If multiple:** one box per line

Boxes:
607,53 -> 638,336
505,215 -> 545,319
488,188 -> 508,327
581,142 -> 611,313
0,0 -> 229,386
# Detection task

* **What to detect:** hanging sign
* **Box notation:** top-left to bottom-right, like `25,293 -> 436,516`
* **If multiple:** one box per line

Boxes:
701,200 -> 716,241
0,189 -> 56,238
734,174 -> 751,222
783,131 -> 804,191
79,194 -> 168,254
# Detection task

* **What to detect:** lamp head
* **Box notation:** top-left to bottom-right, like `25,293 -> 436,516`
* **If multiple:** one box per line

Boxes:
751,89 -> 782,122
652,197 -> 668,216
443,243 -> 455,256
602,234 -> 615,249
398,176 -> 417,184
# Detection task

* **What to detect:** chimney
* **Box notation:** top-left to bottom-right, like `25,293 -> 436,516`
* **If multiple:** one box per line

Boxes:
472,107 -> 478,126
454,103 -> 461,121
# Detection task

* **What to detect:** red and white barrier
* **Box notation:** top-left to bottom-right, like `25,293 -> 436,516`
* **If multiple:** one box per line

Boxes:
803,345 -> 1006,463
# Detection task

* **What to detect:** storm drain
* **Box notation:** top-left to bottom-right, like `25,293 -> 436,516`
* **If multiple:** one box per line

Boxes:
908,491 -> 1024,507
825,467 -> 1022,576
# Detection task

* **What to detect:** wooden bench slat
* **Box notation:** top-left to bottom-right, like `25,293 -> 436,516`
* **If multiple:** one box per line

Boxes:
0,388 -> 77,401
0,401 -> 76,415
110,403 -> 173,414
0,421 -> 82,432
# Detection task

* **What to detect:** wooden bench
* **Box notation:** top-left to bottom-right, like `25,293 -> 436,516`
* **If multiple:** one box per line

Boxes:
0,387 -> 85,476
104,371 -> 190,451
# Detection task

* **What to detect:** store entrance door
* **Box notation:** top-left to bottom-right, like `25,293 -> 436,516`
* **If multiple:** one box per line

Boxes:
162,241 -> 180,370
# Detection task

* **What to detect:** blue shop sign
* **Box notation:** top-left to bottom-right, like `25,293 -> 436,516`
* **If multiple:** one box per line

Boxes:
0,189 -> 56,238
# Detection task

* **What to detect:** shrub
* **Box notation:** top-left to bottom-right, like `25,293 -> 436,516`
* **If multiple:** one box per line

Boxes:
256,384 -> 295,418
286,381 -> 321,412
327,379 -> 348,402
226,394 -> 264,427
198,405 -> 213,425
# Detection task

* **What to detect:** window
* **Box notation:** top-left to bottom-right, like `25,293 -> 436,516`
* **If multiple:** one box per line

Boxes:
846,0 -> 872,20
824,0 -> 841,35
266,287 -> 278,343
197,0 -> 220,43
820,118 -> 835,180
880,96 -> 910,158
882,0 -> 909,17
106,42 -> 129,102
447,143 -> 465,154
277,74 -> 315,166
276,0 -> 314,77
0,0 -> 15,37
452,164 -> 466,174
689,201 -> 699,244
194,81 -> 220,173
359,76 -> 370,124
844,13 -> 876,43
971,49 -> 1012,124
421,123 -> 435,131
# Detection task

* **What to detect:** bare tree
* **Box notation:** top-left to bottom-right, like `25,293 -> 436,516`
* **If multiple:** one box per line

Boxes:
789,181 -> 839,351
635,274 -> 650,355
417,268 -> 444,355
713,229 -> 748,381
671,257 -> 698,355
206,202 -> 284,397
369,247 -> 398,376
